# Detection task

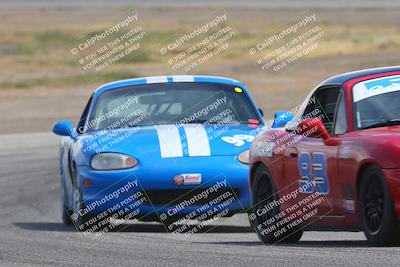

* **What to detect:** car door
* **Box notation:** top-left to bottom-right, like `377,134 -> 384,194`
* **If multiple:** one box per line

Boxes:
330,89 -> 357,217
283,86 -> 342,217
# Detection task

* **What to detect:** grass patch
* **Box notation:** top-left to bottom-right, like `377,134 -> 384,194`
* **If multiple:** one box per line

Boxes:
4,25 -> 400,70
14,30 -> 77,55
119,51 -> 153,64
36,30 -> 76,48
0,71 -> 140,90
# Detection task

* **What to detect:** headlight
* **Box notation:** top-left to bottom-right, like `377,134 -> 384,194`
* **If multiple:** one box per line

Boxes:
238,150 -> 250,164
91,153 -> 137,170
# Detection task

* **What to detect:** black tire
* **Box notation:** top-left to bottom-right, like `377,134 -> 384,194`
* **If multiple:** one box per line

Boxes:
280,229 -> 303,243
249,165 -> 303,244
72,185 -> 114,233
360,165 -> 400,246
71,184 -> 91,232
70,164 -> 105,232
61,181 -> 73,226
68,163 -> 113,233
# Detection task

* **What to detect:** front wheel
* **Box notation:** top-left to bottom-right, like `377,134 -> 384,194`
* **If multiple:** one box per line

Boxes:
72,185 -> 90,232
70,164 -> 98,232
61,181 -> 73,226
249,165 -> 303,244
360,165 -> 400,246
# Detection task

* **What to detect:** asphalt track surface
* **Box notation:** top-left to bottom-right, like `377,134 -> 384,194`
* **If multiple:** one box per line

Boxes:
0,132 -> 399,266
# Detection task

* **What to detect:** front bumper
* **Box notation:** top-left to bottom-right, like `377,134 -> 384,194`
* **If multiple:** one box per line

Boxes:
383,168 -> 400,219
76,156 -> 251,221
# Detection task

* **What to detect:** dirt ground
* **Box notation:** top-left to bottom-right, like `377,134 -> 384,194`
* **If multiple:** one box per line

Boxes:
0,2 -> 399,134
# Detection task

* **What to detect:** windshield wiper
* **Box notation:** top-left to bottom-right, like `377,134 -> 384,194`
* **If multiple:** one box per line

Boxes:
182,120 -> 211,124
361,119 -> 400,130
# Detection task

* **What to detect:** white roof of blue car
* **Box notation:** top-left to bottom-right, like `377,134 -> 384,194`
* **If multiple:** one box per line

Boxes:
95,75 -> 244,94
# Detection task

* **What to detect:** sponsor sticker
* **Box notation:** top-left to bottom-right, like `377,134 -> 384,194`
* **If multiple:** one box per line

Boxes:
174,173 -> 202,185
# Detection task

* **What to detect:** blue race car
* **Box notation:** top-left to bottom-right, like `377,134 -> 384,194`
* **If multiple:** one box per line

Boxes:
52,75 -> 265,233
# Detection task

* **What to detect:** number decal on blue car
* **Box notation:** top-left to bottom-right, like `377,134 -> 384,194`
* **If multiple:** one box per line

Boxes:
221,134 -> 254,146
298,152 -> 329,194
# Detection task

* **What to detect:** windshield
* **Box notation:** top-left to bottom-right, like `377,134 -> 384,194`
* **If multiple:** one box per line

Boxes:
353,75 -> 400,129
86,82 -> 260,131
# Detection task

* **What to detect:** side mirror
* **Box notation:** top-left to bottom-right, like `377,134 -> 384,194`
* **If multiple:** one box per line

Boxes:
52,120 -> 77,140
258,107 -> 264,117
272,111 -> 294,128
297,118 -> 340,146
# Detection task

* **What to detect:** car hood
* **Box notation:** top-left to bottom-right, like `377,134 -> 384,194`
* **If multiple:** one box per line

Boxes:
82,124 -> 264,159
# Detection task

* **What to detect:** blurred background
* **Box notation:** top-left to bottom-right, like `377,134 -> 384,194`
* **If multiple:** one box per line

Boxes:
1,0 -> 400,134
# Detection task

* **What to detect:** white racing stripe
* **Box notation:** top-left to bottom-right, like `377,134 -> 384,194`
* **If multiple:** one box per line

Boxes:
172,75 -> 194,82
146,76 -> 168,84
183,124 -> 211,156
155,125 -> 183,158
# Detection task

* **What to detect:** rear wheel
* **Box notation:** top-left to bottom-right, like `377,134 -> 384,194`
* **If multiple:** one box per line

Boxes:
360,165 -> 400,246
250,165 -> 303,244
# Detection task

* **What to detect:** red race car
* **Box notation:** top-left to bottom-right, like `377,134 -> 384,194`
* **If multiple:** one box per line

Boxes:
249,66 -> 400,246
